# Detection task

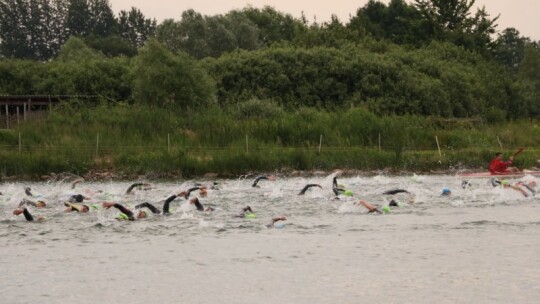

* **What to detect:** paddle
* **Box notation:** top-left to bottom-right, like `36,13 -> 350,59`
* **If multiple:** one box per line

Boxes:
513,147 -> 525,158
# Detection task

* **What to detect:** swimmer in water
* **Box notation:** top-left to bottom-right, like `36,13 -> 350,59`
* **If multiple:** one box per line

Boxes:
298,184 -> 322,195
68,194 -> 89,203
24,187 -> 33,196
497,179 -> 536,197
461,180 -> 472,189
13,207 -> 45,221
102,202 -> 140,221
354,200 -> 382,214
189,197 -> 213,212
134,193 -> 184,215
252,175 -> 276,187
266,216 -> 287,228
332,176 -> 348,196
180,186 -> 207,199
233,206 -> 255,218
18,199 -> 46,208
64,202 -> 90,213
441,188 -> 452,196
382,189 -> 410,195
125,182 -> 152,195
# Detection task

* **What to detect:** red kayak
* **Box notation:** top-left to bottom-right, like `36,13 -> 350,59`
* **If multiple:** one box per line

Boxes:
457,170 -> 540,179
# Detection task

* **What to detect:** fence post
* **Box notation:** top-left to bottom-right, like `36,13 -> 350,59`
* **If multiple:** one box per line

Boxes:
318,134 -> 323,153
496,136 -> 503,150
435,136 -> 442,160
378,133 -> 381,151
5,104 -> 8,128
96,133 -> 100,158
16,106 -> 19,124
18,132 -> 21,152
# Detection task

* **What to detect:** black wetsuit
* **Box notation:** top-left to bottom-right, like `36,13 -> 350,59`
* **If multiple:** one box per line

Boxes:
382,189 -> 410,195
389,200 -> 399,207
25,187 -> 33,196
184,187 -> 201,199
126,182 -> 144,194
111,204 -> 135,221
135,202 -> 161,215
252,176 -> 268,187
192,198 -> 205,211
298,184 -> 322,195
332,177 -> 345,196
19,208 -> 35,221
135,194 -> 179,215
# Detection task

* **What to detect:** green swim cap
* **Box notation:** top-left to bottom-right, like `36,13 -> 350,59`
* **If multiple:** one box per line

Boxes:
343,190 -> 353,197
501,179 -> 510,186
382,206 -> 391,213
91,204 -> 99,211
117,213 -> 128,220
244,213 -> 257,219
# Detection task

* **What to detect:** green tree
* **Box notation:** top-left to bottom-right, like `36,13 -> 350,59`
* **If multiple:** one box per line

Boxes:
66,0 -> 91,37
156,19 -> 184,53
88,0 -> 116,37
493,28 -> 529,70
118,7 -> 157,48
414,0 -> 498,53
131,39 -> 214,108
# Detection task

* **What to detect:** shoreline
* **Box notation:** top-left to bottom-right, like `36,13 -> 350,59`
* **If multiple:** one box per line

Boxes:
0,167 -> 487,183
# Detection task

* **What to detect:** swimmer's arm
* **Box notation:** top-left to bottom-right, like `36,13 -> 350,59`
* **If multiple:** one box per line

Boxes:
190,198 -> 204,211
162,195 -> 178,214
71,178 -> 83,189
126,182 -> 144,194
22,208 -> 34,221
135,202 -> 161,214
185,187 -> 200,198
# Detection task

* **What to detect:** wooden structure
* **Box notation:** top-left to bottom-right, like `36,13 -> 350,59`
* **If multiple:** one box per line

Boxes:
0,95 -> 98,128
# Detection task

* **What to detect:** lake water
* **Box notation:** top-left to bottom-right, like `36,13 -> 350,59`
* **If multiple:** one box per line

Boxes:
1,174 -> 539,303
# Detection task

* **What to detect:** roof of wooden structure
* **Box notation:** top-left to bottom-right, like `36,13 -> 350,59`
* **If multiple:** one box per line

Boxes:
0,95 -> 99,106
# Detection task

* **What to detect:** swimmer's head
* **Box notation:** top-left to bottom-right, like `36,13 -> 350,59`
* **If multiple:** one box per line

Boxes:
441,188 -> 451,196
382,206 -> 391,213
528,181 -> 537,187
501,180 -> 510,186
461,180 -> 471,189
36,200 -> 46,208
389,200 -> 399,207
81,205 -> 90,212
343,190 -> 353,197
268,175 -> 277,181
199,188 -> 208,197
137,210 -> 147,219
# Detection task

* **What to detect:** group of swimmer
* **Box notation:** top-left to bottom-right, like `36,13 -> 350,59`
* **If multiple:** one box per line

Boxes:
5,158 -> 538,224
8,180 -> 288,228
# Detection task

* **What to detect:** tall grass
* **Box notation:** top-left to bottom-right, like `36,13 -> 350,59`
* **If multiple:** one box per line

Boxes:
1,102 -> 539,178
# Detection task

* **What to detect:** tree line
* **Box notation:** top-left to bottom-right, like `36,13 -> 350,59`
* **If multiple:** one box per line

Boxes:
0,0 -> 539,121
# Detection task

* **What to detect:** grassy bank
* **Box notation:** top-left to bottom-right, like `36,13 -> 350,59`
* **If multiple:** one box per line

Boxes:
1,103 -> 539,179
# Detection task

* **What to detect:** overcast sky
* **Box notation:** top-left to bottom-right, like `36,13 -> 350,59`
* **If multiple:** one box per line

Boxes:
108,0 -> 539,40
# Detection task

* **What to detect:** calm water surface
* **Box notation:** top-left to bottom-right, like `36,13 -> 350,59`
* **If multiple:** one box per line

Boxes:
1,174 -> 539,303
